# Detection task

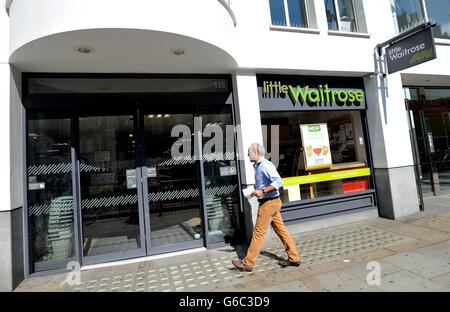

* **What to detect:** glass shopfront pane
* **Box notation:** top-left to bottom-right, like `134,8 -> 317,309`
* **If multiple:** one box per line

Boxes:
425,88 -> 450,100
269,0 -> 287,26
404,87 -> 420,100
338,0 -> 358,32
143,113 -> 204,247
324,0 -> 338,30
261,111 -> 371,203
79,114 -> 142,257
422,89 -> 450,192
27,112 -> 75,272
287,0 -> 308,28
201,108 -> 242,244
393,0 -> 424,32
425,0 -> 450,39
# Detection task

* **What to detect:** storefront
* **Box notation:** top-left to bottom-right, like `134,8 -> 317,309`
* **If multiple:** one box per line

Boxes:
405,87 -> 450,197
257,75 -> 377,221
24,74 -> 244,273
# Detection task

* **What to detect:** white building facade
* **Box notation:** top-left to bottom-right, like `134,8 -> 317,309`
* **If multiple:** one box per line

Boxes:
1,0 -> 449,291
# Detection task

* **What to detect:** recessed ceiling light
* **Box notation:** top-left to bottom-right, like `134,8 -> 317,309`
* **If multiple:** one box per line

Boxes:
170,48 -> 186,56
76,46 -> 94,54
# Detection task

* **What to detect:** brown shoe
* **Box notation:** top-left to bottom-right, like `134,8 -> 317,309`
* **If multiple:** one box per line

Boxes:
278,259 -> 301,268
231,259 -> 253,272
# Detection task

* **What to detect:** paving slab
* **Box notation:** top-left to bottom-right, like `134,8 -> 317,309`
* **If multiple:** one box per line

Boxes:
374,270 -> 448,292
258,280 -> 311,292
313,270 -> 381,292
342,259 -> 403,282
382,252 -> 450,279
431,272 -> 450,288
413,241 -> 450,264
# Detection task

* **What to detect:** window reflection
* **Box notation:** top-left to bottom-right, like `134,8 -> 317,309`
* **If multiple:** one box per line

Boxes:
324,0 -> 358,32
269,0 -> 287,26
288,0 -> 308,28
338,0 -> 357,32
425,0 -> 450,39
269,0 -> 309,28
325,0 -> 338,30
392,0 -> 424,32
27,112 -> 75,272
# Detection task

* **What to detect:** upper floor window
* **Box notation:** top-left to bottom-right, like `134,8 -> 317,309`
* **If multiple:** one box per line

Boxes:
269,0 -> 309,28
424,0 -> 450,39
392,0 -> 425,32
325,0 -> 359,32
392,0 -> 450,39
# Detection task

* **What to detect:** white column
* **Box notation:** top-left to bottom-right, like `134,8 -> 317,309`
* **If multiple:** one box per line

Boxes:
364,73 -> 420,219
232,70 -> 263,227
232,70 -> 263,186
0,4 -> 13,291
361,0 -> 420,219
0,0 -> 11,214
0,5 -> 24,291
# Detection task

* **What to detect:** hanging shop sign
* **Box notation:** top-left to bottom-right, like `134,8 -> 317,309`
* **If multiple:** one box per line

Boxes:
257,75 -> 366,111
300,123 -> 332,171
385,27 -> 437,74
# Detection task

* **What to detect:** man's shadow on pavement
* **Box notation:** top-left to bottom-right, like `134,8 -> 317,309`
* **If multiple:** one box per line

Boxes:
224,243 -> 284,262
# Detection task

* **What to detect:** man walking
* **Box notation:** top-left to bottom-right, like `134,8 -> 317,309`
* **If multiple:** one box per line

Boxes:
232,143 -> 301,272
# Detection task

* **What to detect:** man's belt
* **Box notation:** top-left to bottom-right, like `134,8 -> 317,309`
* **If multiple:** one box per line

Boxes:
257,196 -> 280,203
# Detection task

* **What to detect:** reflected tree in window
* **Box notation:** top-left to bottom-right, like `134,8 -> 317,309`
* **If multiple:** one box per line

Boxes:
425,0 -> 450,39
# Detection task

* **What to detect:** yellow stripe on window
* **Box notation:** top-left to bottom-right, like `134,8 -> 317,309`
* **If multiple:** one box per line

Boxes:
282,168 -> 371,187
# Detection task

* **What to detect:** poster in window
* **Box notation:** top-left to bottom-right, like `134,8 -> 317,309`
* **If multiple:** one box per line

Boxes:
300,123 -> 332,171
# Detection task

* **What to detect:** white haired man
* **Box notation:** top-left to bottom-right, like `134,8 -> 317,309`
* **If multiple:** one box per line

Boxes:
232,143 -> 301,272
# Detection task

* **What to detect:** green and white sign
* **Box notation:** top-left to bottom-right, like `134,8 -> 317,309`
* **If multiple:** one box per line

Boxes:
386,27 -> 437,74
258,76 -> 366,111
300,123 -> 332,171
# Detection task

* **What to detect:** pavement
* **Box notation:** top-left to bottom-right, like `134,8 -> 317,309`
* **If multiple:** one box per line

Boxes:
14,193 -> 450,292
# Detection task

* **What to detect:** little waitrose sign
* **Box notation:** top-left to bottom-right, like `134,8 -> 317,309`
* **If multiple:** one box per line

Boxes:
386,27 -> 436,74
258,79 -> 366,111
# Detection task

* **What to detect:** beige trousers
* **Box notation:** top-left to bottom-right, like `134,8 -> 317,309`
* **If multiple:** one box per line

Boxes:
243,198 -> 301,268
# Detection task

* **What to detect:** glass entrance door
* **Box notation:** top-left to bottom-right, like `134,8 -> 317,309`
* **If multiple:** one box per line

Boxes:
77,112 -> 146,263
140,113 -> 204,254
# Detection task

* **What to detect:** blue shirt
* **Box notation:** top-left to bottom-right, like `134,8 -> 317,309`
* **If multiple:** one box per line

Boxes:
253,158 -> 282,199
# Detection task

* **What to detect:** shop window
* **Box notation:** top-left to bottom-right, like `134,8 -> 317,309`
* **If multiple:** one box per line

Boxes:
26,111 -> 75,272
261,111 -> 372,203
325,0 -> 366,32
269,0 -> 317,29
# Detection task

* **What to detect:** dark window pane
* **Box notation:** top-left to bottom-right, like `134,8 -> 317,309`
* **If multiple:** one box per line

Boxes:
201,109 -> 242,244
338,0 -> 358,32
425,0 -> 450,39
288,0 -> 308,28
27,112 -> 75,272
324,0 -> 338,30
393,0 -> 424,32
269,0 -> 287,26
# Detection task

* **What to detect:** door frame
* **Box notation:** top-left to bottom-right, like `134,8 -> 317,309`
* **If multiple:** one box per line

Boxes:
136,109 -> 206,256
